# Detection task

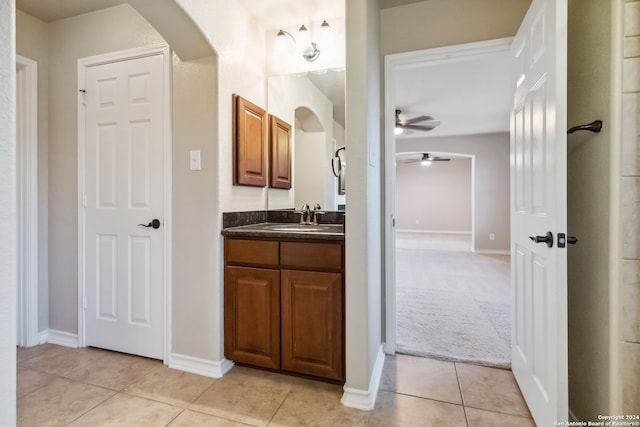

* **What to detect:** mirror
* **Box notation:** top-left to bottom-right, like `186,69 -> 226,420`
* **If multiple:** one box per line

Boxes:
267,68 -> 346,211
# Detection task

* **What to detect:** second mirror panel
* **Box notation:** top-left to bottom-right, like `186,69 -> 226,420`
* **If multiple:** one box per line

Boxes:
267,69 -> 346,212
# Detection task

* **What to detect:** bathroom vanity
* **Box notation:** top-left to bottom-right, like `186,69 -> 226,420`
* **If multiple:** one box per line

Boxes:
222,220 -> 345,382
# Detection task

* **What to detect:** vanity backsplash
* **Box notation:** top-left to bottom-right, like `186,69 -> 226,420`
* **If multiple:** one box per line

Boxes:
223,209 -> 345,228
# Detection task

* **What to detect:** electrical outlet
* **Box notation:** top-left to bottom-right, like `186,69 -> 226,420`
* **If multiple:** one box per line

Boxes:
489,233 -> 495,241
415,219 -> 420,225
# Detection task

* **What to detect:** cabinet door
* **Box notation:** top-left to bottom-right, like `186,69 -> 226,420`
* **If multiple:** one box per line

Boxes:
233,95 -> 267,187
281,269 -> 343,381
224,266 -> 280,369
269,114 -> 292,189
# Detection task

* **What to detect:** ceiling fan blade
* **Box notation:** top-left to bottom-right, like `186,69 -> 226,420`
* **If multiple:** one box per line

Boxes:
404,115 -> 435,125
402,124 -> 438,131
431,158 -> 451,161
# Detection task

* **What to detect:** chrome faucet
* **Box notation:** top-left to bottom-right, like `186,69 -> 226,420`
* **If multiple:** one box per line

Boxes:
311,203 -> 325,225
296,204 -> 310,224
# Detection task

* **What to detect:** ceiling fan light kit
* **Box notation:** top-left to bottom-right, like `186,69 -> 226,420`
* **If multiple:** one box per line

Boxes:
400,153 -> 452,165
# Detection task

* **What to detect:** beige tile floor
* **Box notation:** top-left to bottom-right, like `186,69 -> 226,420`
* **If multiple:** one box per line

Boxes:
16,344 -> 535,426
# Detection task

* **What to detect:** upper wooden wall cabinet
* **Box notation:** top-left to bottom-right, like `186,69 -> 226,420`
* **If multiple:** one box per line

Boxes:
233,95 -> 267,187
269,114 -> 292,189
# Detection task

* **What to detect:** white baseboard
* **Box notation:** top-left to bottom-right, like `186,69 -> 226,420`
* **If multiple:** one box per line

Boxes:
396,229 -> 471,235
46,329 -> 79,348
473,249 -> 510,255
341,344 -> 385,410
169,353 -> 234,378
38,330 -> 48,344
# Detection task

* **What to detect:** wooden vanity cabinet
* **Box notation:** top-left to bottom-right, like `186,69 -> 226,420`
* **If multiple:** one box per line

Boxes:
224,265 -> 281,370
281,269 -> 343,380
224,237 -> 344,382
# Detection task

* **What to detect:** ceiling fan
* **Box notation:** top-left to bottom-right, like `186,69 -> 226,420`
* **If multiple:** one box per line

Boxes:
395,109 -> 440,134
400,153 -> 451,164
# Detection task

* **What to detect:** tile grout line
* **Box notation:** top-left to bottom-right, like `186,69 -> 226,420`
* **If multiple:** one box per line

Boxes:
386,389 -> 467,409
462,403 -> 534,420
453,362 -> 471,427
265,386 -> 294,426
163,407 -> 187,427
63,391 -> 119,426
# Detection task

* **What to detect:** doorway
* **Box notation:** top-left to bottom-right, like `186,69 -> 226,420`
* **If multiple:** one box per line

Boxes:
77,45 -> 172,361
384,38 -> 514,362
16,54 -> 39,348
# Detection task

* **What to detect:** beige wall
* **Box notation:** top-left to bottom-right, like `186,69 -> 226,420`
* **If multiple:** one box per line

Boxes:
170,54 -> 218,358
395,157 -> 472,233
620,0 -> 640,414
343,0 -> 384,401
0,0 -> 17,419
17,4 -> 221,361
16,10 -> 49,333
380,0 -> 531,55
170,0 -> 267,363
46,5 -> 167,333
567,0 -> 613,419
398,134 -> 510,251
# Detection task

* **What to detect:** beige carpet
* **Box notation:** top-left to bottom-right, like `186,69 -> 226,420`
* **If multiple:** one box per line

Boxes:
395,232 -> 511,369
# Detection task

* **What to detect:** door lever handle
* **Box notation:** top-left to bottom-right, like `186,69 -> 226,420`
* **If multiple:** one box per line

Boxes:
567,120 -> 602,134
138,219 -> 161,229
529,231 -> 553,248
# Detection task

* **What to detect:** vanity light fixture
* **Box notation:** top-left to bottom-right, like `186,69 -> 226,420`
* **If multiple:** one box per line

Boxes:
277,20 -> 330,62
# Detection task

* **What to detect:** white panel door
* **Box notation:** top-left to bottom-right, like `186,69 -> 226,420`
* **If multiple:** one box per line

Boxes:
83,53 -> 165,359
510,0 -> 568,425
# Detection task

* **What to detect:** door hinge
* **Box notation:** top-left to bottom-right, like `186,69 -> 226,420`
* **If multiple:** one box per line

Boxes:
82,194 -> 87,207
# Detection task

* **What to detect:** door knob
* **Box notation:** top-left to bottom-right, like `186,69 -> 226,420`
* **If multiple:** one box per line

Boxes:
529,231 -> 553,248
138,219 -> 161,229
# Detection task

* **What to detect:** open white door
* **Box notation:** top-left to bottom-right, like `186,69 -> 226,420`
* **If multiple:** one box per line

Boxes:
510,0 -> 568,425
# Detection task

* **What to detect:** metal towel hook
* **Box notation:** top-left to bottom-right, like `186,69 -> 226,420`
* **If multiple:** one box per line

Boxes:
567,120 -> 603,135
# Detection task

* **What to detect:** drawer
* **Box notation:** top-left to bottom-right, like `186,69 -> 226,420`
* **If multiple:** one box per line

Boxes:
280,242 -> 343,270
225,239 -> 279,266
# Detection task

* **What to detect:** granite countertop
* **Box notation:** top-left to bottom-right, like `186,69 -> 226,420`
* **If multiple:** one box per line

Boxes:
221,222 -> 344,241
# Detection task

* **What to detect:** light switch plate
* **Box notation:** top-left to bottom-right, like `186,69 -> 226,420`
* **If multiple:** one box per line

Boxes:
190,150 -> 201,170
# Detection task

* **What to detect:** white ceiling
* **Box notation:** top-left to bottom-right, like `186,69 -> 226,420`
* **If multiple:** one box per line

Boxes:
235,0 -> 345,30
395,51 -> 514,139
16,0 -> 513,138
16,0 -> 126,22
